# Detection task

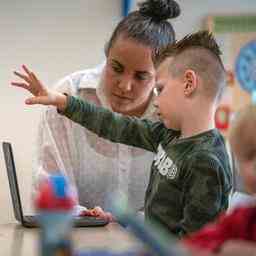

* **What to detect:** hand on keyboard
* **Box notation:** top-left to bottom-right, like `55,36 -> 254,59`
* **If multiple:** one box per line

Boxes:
79,206 -> 115,222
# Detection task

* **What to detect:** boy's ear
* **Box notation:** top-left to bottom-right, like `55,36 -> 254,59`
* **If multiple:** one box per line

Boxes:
183,69 -> 197,96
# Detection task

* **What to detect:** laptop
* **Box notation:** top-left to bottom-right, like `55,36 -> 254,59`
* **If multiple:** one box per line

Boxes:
2,142 -> 109,228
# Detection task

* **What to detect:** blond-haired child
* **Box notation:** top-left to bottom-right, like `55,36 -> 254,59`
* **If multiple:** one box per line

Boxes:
183,103 -> 256,254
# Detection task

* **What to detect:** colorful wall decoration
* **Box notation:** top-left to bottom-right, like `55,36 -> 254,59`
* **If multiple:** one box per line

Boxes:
207,15 -> 256,136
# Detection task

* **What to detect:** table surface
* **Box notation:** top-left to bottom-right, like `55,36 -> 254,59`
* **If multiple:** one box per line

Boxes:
0,222 -> 142,255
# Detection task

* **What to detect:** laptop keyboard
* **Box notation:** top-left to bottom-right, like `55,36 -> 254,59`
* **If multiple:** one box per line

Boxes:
24,215 -> 108,227
74,216 -> 109,227
24,215 -> 36,222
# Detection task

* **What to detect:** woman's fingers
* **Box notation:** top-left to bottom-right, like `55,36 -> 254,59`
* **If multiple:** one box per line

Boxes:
78,206 -> 115,222
92,207 -> 115,222
78,207 -> 104,217
105,212 -> 115,222
79,210 -> 95,217
92,206 -> 105,216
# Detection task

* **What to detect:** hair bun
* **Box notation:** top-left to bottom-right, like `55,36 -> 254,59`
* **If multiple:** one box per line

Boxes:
139,0 -> 181,22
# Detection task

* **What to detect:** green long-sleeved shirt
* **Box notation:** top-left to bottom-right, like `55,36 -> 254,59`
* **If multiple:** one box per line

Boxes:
61,95 -> 232,237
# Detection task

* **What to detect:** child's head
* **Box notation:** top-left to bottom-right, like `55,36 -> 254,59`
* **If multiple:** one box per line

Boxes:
154,30 -> 226,130
229,105 -> 256,194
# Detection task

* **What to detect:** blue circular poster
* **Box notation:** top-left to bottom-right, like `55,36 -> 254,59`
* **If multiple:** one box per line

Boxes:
235,40 -> 256,93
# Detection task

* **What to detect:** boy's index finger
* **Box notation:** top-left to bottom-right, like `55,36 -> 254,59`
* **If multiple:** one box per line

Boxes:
30,72 -> 44,90
30,72 -> 38,84
22,64 -> 32,76
13,71 -> 30,83
31,71 -> 39,83
22,64 -> 37,83
11,81 -> 29,89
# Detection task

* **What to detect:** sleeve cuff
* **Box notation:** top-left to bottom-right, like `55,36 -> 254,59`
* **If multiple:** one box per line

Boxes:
57,93 -> 72,115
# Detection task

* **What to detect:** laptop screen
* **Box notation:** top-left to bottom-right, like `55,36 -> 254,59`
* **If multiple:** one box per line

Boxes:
2,142 -> 24,222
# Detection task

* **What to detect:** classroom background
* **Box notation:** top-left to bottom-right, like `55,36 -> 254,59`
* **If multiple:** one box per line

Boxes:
0,0 -> 255,224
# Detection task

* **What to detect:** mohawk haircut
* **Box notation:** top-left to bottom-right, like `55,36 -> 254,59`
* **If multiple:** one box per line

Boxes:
156,30 -> 223,65
156,30 -> 226,101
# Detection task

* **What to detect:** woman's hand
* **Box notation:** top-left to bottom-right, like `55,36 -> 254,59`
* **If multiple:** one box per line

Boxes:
79,206 -> 116,222
11,64 -> 67,110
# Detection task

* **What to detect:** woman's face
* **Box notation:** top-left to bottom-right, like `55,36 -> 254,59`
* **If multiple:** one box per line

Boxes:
103,35 -> 156,116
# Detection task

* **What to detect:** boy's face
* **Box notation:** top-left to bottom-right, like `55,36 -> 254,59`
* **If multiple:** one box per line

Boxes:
154,58 -> 184,130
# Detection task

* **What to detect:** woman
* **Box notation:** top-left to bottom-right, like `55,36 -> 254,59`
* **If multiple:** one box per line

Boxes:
16,0 -> 180,217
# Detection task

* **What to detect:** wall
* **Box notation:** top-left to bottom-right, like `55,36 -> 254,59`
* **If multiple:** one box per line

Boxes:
140,0 -> 256,40
0,0 -> 120,224
0,0 -> 255,224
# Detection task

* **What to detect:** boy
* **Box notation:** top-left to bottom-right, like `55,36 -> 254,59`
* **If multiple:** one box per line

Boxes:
12,31 -> 232,237
182,103 -> 256,254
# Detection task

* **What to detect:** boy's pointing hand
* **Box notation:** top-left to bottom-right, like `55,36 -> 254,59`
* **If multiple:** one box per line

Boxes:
11,64 -> 67,111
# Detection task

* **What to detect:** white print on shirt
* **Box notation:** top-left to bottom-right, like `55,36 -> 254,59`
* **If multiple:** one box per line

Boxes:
154,144 -> 178,179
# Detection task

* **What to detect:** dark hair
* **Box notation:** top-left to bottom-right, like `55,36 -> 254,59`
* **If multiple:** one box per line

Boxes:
105,0 -> 180,63
156,30 -> 223,66
157,30 -> 226,100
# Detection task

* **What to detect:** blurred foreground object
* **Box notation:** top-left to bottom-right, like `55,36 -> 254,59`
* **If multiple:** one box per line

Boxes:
35,173 -> 76,256
110,194 -> 187,256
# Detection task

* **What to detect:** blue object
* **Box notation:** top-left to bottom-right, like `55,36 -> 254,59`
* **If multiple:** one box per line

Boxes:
122,0 -> 133,17
252,90 -> 256,105
37,212 -> 74,256
50,174 -> 68,198
76,250 -> 151,256
117,215 -> 181,256
36,174 -> 74,256
109,195 -> 183,256
235,40 -> 256,94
